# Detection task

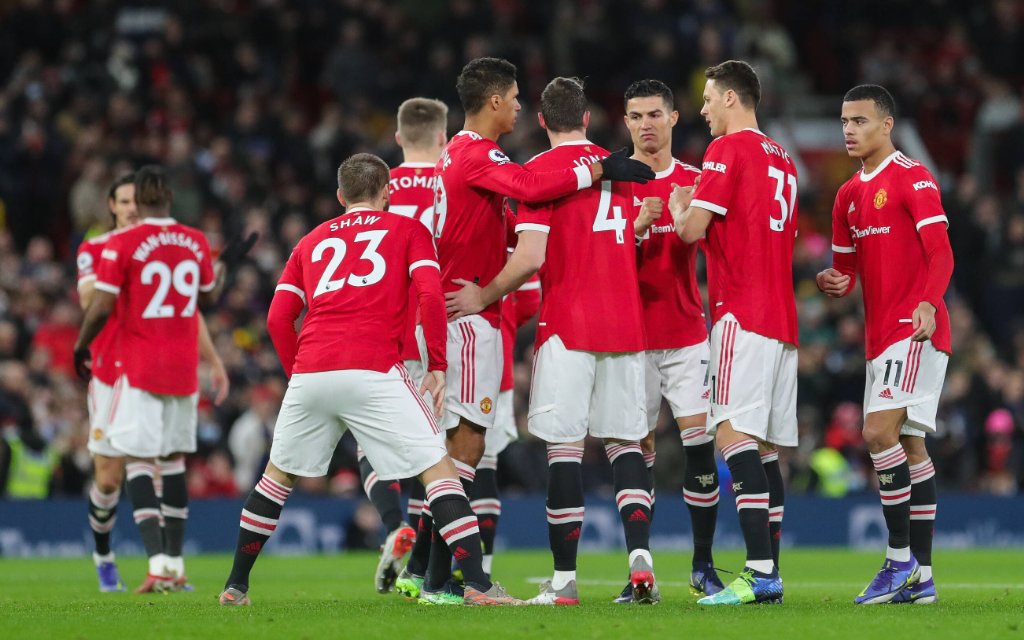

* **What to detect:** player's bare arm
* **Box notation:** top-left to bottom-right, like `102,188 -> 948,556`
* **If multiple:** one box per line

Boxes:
445,230 -> 547,319
634,197 -> 663,237
73,289 -> 117,379
198,314 -> 229,405
78,278 -> 95,311
669,182 -> 713,243
419,370 -> 446,418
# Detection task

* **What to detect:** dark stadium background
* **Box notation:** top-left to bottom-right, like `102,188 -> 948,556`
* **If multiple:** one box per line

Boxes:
0,0 -> 1022,550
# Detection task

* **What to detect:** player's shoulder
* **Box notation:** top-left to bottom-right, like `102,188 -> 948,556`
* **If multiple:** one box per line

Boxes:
527,139 -> 606,169
672,158 -> 701,175
888,152 -> 939,189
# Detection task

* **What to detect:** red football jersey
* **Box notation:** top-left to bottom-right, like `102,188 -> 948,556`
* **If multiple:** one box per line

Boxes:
516,140 -> 647,353
77,231 -> 125,385
634,159 -> 707,350
433,130 -> 592,327
831,151 -> 951,359
94,218 -> 215,395
691,129 -> 799,346
389,163 -> 437,362
274,207 -> 444,374
499,276 -> 540,392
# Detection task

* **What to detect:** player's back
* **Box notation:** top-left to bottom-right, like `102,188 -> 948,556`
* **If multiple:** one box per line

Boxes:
433,131 -> 507,326
518,141 -> 646,353
77,230 -> 128,386
693,128 -> 798,346
284,208 -> 433,374
389,163 -> 437,363
95,218 -> 214,395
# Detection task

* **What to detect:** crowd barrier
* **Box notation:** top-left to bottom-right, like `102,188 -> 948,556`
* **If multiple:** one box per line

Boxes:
2,494 -> 1023,557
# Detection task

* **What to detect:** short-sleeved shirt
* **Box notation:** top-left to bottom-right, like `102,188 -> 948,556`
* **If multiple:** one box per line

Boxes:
94,218 -> 215,395
634,159 -> 707,350
516,140 -> 646,353
389,162 -> 437,361
433,130 -> 591,327
275,207 -> 441,374
77,230 -> 125,385
831,151 -> 951,359
691,128 -> 799,346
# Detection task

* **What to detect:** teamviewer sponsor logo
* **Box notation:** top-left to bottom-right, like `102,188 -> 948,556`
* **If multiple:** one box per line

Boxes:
851,225 -> 891,239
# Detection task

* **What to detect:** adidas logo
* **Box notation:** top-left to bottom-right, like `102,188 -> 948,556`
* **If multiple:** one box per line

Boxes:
479,517 -> 496,530
453,546 -> 471,561
633,196 -> 643,206
628,509 -> 650,523
848,202 -> 856,213
388,482 -> 401,492
701,389 -> 710,400
240,541 -> 263,556
878,388 -> 893,399
565,526 -> 581,541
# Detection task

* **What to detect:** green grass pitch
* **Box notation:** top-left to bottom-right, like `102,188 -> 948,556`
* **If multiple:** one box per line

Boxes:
1,549 -> 1021,639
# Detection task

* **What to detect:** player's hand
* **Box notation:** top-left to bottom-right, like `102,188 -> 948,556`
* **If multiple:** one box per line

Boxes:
911,301 -> 937,342
74,347 -> 92,381
599,148 -> 655,184
419,370 -> 446,418
815,268 -> 851,298
668,182 -> 695,220
634,197 -> 663,236
445,278 -> 484,320
209,359 -> 230,406
219,232 -> 259,268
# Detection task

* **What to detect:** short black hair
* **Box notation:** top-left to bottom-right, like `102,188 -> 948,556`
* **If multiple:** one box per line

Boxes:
134,165 -> 173,210
624,79 -> 674,111
843,84 -> 896,118
456,57 -> 517,115
337,153 -> 390,204
540,77 -> 587,133
107,172 -> 135,201
705,60 -> 761,109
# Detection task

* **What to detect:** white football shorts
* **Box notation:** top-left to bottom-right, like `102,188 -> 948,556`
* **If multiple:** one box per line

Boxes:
864,336 -> 949,437
706,314 -> 798,447
86,378 -> 121,458
528,335 -> 647,443
442,315 -> 502,431
270,364 -> 446,479
106,375 -> 198,458
645,341 -> 711,431
484,389 -> 517,457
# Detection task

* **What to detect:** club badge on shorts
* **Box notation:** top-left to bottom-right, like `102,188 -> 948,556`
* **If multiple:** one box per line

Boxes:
92,428 -> 103,441
480,397 -> 493,414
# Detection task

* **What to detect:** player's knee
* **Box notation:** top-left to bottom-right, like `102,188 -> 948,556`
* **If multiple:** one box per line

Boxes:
95,477 -> 121,495
862,421 -> 897,452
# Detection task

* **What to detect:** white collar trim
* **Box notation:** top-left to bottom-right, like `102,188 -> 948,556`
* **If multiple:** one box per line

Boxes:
859,150 -> 900,182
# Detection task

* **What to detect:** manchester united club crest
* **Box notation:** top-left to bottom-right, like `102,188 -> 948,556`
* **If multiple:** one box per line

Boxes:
92,428 -> 103,441
873,188 -> 888,209
480,397 -> 493,414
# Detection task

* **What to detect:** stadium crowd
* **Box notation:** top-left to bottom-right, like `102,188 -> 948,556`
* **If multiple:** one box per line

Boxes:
0,0 -> 1022,500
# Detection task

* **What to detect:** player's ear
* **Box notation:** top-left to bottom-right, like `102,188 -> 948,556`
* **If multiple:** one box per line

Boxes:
395,131 -> 402,147
490,93 -> 502,112
537,112 -> 547,130
336,188 -> 347,208
669,110 -> 679,127
583,111 -> 590,129
882,115 -> 894,136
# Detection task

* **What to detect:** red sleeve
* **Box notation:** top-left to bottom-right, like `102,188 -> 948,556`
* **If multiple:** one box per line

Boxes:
267,289 -> 304,377
904,167 -> 948,231
76,242 -> 98,283
691,137 -> 739,216
94,234 -> 128,296
513,277 -> 541,326
466,144 -> 587,204
515,200 -> 553,233
830,185 -> 858,294
504,199 -> 518,250
407,224 -> 446,372
196,233 -> 216,292
919,223 -> 953,310
268,248 -> 305,376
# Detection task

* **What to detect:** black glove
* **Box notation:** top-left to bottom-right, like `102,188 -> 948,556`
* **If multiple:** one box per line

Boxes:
74,347 -> 92,381
599,148 -> 656,184
219,232 -> 259,268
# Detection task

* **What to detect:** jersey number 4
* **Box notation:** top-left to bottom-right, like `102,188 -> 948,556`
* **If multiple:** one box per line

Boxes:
593,181 -> 626,243
311,230 -> 388,298
767,167 -> 797,232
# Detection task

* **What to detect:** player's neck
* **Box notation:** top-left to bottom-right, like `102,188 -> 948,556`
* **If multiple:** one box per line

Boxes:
402,148 -> 441,165
860,143 -> 897,175
631,146 -> 673,173
344,200 -> 378,212
463,116 -> 502,142
546,129 -> 587,148
724,112 -> 759,136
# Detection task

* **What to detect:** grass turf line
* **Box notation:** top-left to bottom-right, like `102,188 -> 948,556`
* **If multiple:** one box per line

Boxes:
0,549 -> 1021,639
